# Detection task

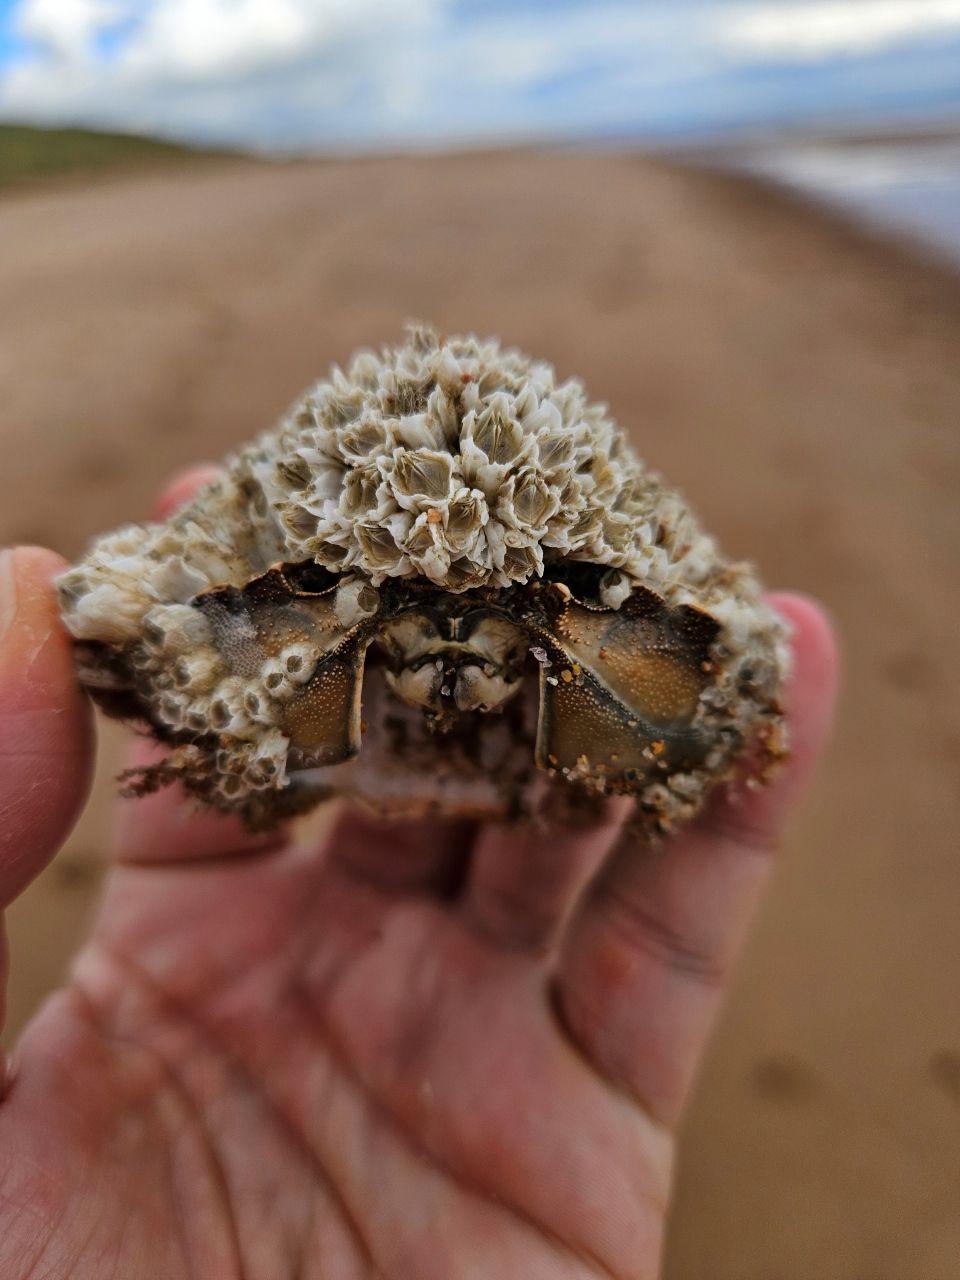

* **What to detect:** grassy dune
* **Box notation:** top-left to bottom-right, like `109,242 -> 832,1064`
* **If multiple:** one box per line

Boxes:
0,122 -> 233,186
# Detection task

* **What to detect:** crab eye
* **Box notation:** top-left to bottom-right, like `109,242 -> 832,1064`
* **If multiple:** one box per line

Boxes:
541,560 -> 607,604
283,561 -> 341,595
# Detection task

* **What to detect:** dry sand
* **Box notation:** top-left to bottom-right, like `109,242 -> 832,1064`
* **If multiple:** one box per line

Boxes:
1,150 -> 958,1279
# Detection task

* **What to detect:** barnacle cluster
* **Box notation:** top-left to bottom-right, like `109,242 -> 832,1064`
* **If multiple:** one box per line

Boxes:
58,327 -> 789,829
257,329 -> 689,592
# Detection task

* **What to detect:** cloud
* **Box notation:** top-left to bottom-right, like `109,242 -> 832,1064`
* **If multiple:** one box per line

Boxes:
119,0 -> 438,82
0,1 -> 715,144
11,0 -> 441,79
15,0 -> 128,59
1,0 -> 447,139
0,0 -> 958,148
721,0 -> 960,60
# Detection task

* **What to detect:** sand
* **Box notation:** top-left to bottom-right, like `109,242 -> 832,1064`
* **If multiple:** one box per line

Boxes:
1,150 -> 958,1279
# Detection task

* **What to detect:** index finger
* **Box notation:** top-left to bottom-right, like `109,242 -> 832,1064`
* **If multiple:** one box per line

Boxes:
0,547 -> 93,907
0,546 -> 94,1061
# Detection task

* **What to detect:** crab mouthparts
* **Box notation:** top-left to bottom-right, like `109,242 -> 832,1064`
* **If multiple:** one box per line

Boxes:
377,607 -> 527,716
383,647 -> 520,714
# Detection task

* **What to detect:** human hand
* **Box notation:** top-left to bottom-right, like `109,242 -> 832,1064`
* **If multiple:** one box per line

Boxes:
0,470 -> 838,1280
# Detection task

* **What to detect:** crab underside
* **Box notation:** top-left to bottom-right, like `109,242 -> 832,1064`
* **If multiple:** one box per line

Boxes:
59,328 -> 788,832
72,556 -> 784,831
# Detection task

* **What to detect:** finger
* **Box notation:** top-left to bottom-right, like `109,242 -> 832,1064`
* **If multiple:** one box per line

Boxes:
556,593 -> 839,1127
114,464 -> 286,864
0,548 -> 94,908
151,464 -> 220,520
460,798 -> 632,951
322,804 -> 476,896
0,548 -> 94,1047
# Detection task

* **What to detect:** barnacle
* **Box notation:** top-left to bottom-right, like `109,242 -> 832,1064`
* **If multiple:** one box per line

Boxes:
58,326 -> 789,831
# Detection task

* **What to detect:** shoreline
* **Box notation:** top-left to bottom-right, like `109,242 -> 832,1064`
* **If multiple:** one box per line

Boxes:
5,128 -> 960,273
681,131 -> 960,268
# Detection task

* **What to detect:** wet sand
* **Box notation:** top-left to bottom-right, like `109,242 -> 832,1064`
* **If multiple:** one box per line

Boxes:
1,150 -> 958,1279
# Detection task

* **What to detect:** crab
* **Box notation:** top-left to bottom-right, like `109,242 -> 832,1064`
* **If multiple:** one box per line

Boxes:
58,327 -> 788,831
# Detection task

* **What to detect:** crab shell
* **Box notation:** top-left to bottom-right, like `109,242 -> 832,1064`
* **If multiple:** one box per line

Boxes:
57,328 -> 789,832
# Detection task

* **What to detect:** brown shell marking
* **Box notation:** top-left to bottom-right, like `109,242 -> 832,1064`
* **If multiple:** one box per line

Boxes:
281,654 -> 369,766
195,565 -> 377,767
530,585 -> 720,788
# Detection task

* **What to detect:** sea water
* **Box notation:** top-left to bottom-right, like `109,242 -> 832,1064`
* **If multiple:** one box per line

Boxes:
737,137 -> 960,267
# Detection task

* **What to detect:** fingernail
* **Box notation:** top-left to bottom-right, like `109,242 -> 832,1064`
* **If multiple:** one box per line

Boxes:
0,549 -> 18,646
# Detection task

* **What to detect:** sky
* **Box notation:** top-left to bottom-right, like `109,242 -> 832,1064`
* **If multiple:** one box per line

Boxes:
0,0 -> 959,149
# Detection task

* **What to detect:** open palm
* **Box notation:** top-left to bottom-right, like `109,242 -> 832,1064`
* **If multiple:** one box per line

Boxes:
0,474 -> 837,1280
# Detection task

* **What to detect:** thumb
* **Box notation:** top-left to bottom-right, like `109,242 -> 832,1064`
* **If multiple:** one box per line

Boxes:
0,548 -> 93,911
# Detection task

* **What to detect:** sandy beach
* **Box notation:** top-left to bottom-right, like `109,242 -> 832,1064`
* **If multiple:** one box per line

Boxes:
1,149 -> 958,1279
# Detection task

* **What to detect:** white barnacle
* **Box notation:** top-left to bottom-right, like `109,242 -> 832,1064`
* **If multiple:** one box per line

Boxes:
393,412 -> 447,452
425,383 -> 459,445
149,556 -> 212,604
244,729 -> 290,789
277,501 -> 322,547
354,520 -> 411,581
444,487 -> 488,555
243,686 -> 278,726
600,512 -> 635,558
599,570 -> 633,610
501,541 -> 543,584
60,579 -> 148,643
536,427 -> 575,476
403,511 -> 451,584
208,677 -> 251,735
385,448 -> 457,511
157,691 -> 188,730
465,396 -> 529,466
279,643 -> 319,685
334,576 -> 380,629
339,463 -> 387,522
336,414 -> 392,464
496,467 -> 559,539
255,657 -> 295,704
171,650 -> 223,695
142,605 -> 213,655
